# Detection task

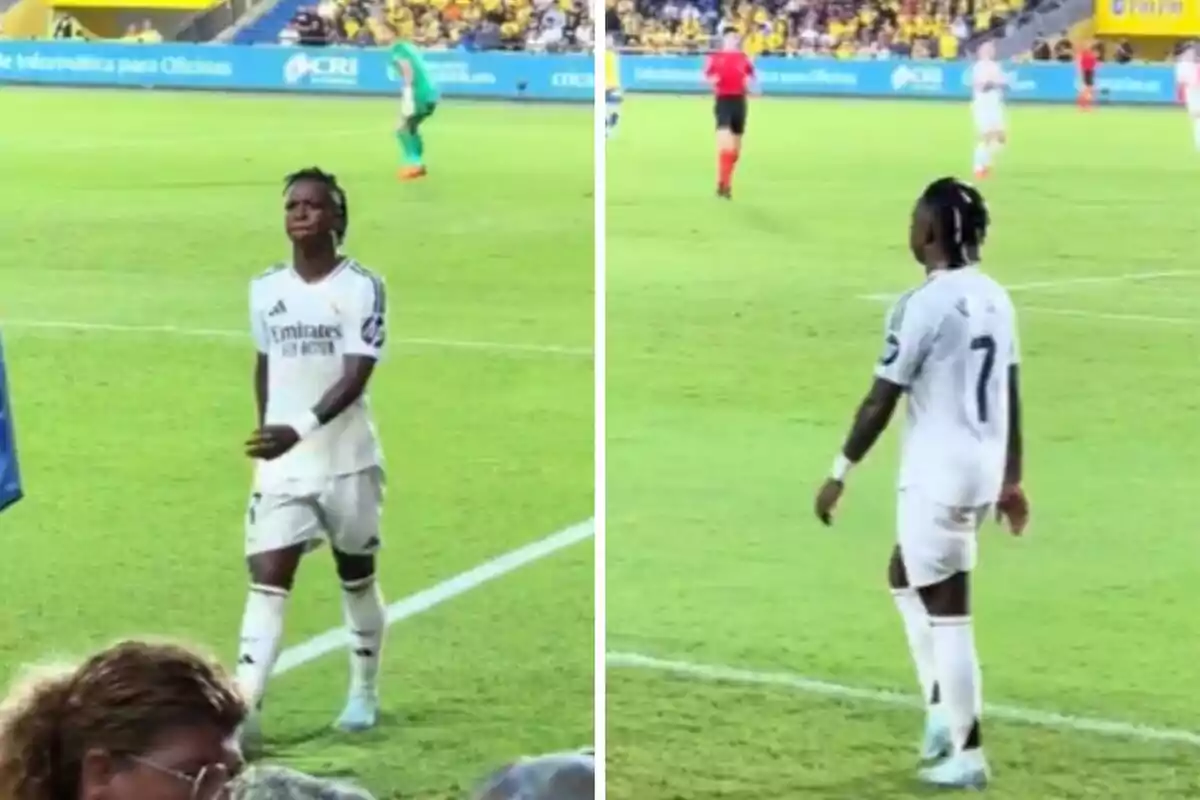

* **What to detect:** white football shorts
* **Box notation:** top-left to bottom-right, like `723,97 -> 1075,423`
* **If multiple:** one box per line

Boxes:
972,98 -> 1005,135
896,487 -> 989,588
245,467 -> 385,558
1186,91 -> 1200,117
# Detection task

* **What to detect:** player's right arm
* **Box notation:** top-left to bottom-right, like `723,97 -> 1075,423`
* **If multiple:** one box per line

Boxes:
393,45 -> 416,113
815,294 -> 935,525
396,57 -> 414,87
844,293 -> 935,461
255,356 -> 267,427
250,282 -> 269,427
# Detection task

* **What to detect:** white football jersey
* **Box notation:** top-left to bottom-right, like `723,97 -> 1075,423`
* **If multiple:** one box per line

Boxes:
249,258 -> 386,490
970,59 -> 1005,103
875,267 -> 1019,508
1176,60 -> 1197,88
1176,60 -> 1200,106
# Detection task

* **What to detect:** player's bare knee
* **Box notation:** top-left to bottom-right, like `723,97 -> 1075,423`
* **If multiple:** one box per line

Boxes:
917,572 -> 969,617
247,548 -> 303,590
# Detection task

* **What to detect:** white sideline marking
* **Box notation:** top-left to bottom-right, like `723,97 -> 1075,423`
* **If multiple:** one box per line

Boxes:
273,519 -> 594,676
1020,306 -> 1197,326
857,270 -> 1200,302
21,127 -> 382,152
0,318 -> 591,357
607,652 -> 1200,747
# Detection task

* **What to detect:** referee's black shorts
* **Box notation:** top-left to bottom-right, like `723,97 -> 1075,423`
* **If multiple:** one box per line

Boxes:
1081,69 -> 1095,88
714,95 -> 748,135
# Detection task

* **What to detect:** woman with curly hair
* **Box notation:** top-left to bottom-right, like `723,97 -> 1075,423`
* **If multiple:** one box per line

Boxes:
0,639 -> 248,800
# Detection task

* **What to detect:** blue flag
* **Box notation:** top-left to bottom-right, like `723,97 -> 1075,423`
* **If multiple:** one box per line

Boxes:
0,335 -> 23,513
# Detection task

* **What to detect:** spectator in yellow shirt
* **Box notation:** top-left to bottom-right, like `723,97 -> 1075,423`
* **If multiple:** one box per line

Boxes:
939,30 -> 957,58
743,29 -> 765,57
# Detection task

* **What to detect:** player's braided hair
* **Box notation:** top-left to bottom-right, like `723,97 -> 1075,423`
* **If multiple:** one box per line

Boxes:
284,167 -> 350,247
920,177 -> 989,269
0,640 -> 247,800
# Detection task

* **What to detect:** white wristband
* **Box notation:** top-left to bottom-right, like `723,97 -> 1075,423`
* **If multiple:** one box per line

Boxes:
830,454 -> 854,482
288,411 -> 321,439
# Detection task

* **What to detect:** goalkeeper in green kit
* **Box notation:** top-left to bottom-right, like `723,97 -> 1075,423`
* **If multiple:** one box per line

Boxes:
383,24 -> 439,180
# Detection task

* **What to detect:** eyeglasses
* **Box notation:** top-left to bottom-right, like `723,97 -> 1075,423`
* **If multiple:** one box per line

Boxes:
131,757 -> 235,800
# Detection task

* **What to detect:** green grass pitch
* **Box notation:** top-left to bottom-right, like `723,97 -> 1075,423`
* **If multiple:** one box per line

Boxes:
606,96 -> 1200,799
0,88 -> 593,798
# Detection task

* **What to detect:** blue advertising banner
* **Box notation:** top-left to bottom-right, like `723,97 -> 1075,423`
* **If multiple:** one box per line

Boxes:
622,55 -> 1179,105
0,42 -> 594,101
0,336 -> 23,515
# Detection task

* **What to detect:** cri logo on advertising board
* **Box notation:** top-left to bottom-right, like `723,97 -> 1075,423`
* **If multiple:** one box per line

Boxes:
890,64 -> 944,92
283,53 -> 359,85
551,71 -> 593,88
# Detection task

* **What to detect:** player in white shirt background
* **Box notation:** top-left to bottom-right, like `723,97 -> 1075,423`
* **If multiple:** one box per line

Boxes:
970,42 -> 1009,181
1174,45 -> 1200,151
238,168 -> 389,748
814,177 -> 1030,790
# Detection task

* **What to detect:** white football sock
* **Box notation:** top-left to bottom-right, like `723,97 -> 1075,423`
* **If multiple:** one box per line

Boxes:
930,615 -> 982,753
236,584 -> 289,712
342,575 -> 386,696
891,588 -> 939,711
973,143 -> 990,172
1192,119 -> 1200,150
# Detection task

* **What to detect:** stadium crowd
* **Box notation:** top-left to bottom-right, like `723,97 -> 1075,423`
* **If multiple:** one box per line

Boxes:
607,0 -> 1189,62
606,0 -> 1022,58
279,0 -> 593,49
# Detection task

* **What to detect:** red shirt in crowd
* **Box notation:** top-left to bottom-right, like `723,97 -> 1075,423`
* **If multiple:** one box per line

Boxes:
1078,49 -> 1098,73
705,51 -> 755,97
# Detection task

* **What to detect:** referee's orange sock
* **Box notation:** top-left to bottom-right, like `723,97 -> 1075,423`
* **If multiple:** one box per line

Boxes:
718,149 -> 736,188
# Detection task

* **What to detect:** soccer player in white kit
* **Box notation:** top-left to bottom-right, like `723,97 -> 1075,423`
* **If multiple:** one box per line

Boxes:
237,168 -> 389,746
1175,45 -> 1200,151
815,177 -> 1030,790
970,42 -> 1008,180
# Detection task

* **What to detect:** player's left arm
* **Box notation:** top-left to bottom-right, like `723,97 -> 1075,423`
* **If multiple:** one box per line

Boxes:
981,67 -> 1003,92
312,277 -> 387,424
997,315 -> 1029,534
1004,363 -> 1022,487
745,56 -> 760,95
